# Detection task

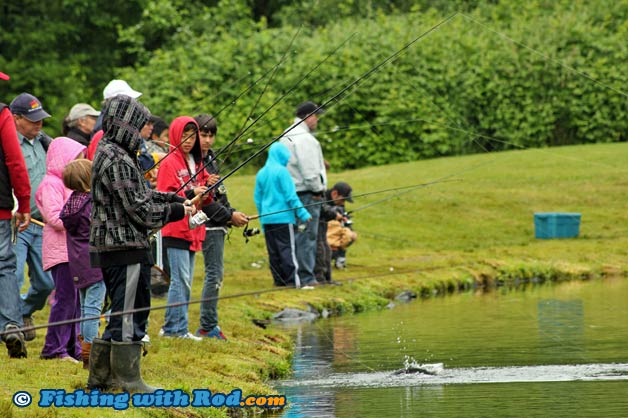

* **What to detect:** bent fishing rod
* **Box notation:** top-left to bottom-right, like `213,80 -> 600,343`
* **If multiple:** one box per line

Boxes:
174,32 -> 359,197
188,15 -> 458,205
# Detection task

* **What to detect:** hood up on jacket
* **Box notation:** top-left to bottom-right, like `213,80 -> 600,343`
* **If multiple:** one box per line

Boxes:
169,116 -> 202,163
102,94 -> 150,154
266,142 -> 291,167
46,137 -> 87,179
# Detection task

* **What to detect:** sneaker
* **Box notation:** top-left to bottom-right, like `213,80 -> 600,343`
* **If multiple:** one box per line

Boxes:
22,316 -> 36,341
158,328 -> 165,337
195,326 -> 227,341
4,324 -> 27,358
141,334 -> 151,344
335,257 -> 346,269
59,355 -> 80,364
178,332 -> 202,342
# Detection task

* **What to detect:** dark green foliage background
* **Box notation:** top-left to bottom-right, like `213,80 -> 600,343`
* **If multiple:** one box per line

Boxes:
1,0 -> 626,172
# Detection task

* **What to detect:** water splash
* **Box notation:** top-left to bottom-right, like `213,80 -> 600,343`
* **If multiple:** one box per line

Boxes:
278,363 -> 628,389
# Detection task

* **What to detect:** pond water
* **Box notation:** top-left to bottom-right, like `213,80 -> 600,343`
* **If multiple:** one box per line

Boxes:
273,277 -> 628,417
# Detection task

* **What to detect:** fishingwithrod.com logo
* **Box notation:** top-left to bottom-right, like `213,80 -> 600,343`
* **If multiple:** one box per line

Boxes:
12,389 -> 286,410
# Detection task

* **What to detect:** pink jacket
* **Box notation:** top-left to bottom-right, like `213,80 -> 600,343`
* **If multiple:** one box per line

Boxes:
36,137 -> 86,271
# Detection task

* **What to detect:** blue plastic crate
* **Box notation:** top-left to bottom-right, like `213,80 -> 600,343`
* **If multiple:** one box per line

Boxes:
534,212 -> 581,239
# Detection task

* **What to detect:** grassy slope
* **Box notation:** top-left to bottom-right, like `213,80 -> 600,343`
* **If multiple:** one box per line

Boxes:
3,142 -> 628,417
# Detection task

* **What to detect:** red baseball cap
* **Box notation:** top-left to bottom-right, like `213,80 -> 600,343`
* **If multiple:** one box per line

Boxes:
0,72 -> 10,81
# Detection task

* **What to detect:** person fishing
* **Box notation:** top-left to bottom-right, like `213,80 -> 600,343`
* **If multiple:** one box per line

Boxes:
254,142 -> 311,288
280,101 -> 327,287
193,114 -> 248,340
88,94 -> 196,393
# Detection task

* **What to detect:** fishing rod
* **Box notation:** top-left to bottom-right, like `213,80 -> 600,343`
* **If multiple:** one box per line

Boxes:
141,36 -> 304,177
246,178 -> 461,221
174,32 -> 359,197
221,26 -> 303,168
189,15 -> 458,205
0,259 -> 467,339
141,130 -> 197,175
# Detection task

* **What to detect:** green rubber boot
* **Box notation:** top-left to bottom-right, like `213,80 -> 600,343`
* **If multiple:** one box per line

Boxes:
111,341 -> 158,393
87,339 -> 113,389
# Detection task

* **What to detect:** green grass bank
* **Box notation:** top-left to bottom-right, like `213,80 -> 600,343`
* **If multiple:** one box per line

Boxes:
2,141 -> 628,417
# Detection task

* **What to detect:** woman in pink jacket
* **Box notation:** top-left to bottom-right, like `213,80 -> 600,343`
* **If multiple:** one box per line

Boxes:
36,137 -> 86,362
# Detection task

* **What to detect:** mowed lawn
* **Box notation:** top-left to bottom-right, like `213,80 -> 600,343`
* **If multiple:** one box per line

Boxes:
3,141 -> 628,418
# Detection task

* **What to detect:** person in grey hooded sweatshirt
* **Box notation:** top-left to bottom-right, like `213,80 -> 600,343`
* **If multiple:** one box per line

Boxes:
88,94 -> 195,393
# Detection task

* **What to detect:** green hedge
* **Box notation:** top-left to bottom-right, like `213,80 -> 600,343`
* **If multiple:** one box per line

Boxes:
123,1 -> 628,172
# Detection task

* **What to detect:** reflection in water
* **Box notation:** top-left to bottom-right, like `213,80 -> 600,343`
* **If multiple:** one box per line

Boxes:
278,321 -> 362,417
538,299 -> 584,359
273,279 -> 628,417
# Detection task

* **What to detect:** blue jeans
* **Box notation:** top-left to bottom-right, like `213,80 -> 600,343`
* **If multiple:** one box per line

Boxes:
15,223 -> 54,318
163,248 -> 196,336
199,229 -> 225,332
0,220 -> 22,332
295,193 -> 321,285
79,281 -> 106,343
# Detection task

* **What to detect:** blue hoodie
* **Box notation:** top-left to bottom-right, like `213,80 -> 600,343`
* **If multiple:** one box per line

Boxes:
254,142 -> 311,227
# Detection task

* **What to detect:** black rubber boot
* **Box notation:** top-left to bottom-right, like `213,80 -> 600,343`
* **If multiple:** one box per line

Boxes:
87,339 -> 112,389
111,341 -> 158,393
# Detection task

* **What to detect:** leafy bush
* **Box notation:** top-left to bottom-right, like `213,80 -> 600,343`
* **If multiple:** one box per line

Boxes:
125,1 -> 628,172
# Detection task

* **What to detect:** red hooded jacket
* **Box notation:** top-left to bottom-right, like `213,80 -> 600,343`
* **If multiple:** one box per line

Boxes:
156,116 -> 209,251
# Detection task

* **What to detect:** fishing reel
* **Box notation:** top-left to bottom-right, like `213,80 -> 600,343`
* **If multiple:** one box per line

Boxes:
335,207 -> 353,227
342,211 -> 353,227
216,183 -> 227,196
188,210 -> 209,229
242,224 -> 260,243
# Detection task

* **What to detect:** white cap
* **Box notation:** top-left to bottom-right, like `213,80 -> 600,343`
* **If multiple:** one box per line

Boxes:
103,79 -> 142,100
68,103 -> 100,121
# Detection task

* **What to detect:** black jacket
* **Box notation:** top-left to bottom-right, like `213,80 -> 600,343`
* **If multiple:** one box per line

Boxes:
201,149 -> 235,228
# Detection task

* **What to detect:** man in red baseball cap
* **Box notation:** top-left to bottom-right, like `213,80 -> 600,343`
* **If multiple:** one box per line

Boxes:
0,71 -> 31,358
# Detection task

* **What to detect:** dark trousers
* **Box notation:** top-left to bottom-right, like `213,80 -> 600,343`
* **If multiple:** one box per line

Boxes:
263,224 -> 299,287
315,221 -> 331,283
102,263 -> 151,342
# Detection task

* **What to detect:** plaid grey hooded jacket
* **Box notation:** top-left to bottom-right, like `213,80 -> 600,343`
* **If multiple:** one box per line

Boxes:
89,95 -> 185,267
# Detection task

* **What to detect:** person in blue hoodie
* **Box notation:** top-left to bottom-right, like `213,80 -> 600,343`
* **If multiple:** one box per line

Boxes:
254,142 -> 311,288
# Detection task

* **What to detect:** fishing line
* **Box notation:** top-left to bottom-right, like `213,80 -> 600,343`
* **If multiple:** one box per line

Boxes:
142,130 -> 197,175
247,178 -> 461,222
142,33 -> 305,179
0,261 -> 468,339
5,16 -> 463,340
220,26 -> 303,167
191,14 -> 459,206
458,12 -> 628,99
173,32 -> 359,197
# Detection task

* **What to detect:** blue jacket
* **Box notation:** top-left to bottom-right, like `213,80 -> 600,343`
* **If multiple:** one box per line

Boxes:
254,142 -> 311,227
